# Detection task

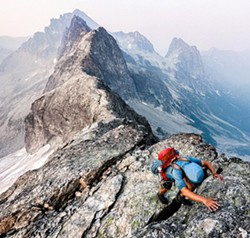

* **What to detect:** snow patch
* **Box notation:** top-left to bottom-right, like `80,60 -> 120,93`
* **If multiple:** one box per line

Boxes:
0,145 -> 54,195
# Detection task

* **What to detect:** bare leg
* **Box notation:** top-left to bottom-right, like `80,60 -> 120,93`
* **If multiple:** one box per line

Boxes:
177,178 -> 194,205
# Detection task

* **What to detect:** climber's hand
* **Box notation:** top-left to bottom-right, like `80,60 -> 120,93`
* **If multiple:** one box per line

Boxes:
203,198 -> 220,212
213,173 -> 224,182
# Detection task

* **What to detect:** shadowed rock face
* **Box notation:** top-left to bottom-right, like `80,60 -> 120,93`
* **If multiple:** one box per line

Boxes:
44,22 -> 137,100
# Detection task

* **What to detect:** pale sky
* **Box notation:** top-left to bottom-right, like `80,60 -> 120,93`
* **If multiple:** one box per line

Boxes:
0,0 -> 250,55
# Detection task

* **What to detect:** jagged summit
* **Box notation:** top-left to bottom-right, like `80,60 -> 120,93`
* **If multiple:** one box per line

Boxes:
58,15 -> 91,58
21,9 -> 98,58
113,31 -> 155,53
166,37 -> 191,56
64,15 -> 91,42
72,9 -> 100,29
165,37 -> 205,81
45,16 -> 137,100
166,37 -> 201,61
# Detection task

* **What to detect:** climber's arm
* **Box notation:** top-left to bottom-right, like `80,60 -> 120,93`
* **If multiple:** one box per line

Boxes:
181,187 -> 220,212
202,160 -> 223,181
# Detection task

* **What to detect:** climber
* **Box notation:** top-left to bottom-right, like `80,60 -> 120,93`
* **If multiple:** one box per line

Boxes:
151,148 -> 223,212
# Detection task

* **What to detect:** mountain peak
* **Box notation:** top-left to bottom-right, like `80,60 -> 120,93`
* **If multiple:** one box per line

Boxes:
45,23 -> 137,100
66,15 -> 91,39
71,9 -> 100,29
165,37 -> 205,83
112,31 -> 155,53
58,15 -> 91,59
166,37 -> 191,57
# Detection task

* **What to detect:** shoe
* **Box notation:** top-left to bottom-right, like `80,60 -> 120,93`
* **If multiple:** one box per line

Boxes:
175,193 -> 193,206
157,192 -> 169,204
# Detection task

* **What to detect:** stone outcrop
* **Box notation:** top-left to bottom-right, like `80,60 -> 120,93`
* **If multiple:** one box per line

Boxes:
25,72 -> 154,153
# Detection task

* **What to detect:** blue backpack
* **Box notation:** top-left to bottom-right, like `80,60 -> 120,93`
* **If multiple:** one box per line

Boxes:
151,157 -> 204,185
172,158 -> 204,185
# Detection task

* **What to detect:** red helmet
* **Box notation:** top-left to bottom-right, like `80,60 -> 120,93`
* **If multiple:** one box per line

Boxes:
158,148 -> 178,163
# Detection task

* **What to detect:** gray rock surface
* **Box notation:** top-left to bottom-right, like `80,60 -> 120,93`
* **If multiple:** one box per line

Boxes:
25,71 -> 153,154
1,130 -> 249,237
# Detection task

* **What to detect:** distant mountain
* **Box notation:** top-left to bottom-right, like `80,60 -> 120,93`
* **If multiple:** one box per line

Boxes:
165,37 -> 206,86
112,31 -> 155,53
114,33 -> 250,158
0,48 -> 12,64
0,36 -> 29,63
112,31 -> 164,69
201,48 -> 250,155
202,48 -> 250,87
0,36 -> 30,51
202,48 -> 250,105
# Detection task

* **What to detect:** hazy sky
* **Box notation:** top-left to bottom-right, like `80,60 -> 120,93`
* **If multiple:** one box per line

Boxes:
0,0 -> 250,55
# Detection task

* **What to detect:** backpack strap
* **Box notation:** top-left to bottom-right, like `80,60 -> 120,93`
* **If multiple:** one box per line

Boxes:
160,169 -> 168,181
159,157 -> 187,181
177,157 -> 190,162
170,162 -> 187,179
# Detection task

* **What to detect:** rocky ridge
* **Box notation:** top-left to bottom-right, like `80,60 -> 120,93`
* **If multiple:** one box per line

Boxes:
1,130 -> 249,237
44,18 -> 137,101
